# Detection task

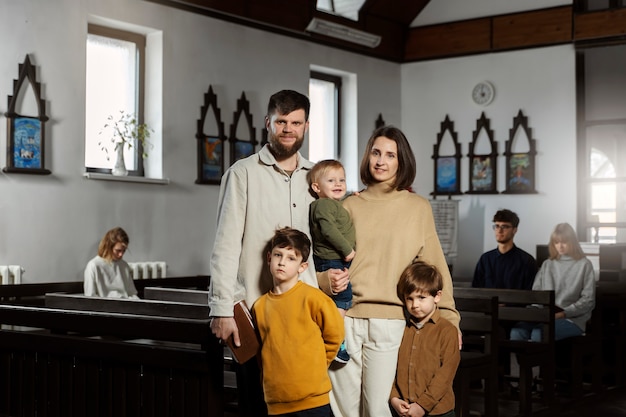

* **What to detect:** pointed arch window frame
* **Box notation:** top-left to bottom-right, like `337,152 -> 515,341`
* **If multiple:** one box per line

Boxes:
228,92 -> 257,167
3,55 -> 50,175
375,113 -> 385,129
503,110 -> 538,194
196,85 -> 226,185
432,115 -> 462,197
467,112 -> 498,194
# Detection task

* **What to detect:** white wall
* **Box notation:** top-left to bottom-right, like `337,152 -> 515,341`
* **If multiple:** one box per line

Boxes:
0,0 -> 401,283
401,45 -> 577,279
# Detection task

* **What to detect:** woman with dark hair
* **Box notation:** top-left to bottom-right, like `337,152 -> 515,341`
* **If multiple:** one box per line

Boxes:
84,226 -> 139,299
317,126 -> 460,417
511,222 -> 595,342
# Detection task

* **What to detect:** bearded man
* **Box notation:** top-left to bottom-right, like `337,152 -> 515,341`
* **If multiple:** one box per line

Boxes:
209,90 -> 317,417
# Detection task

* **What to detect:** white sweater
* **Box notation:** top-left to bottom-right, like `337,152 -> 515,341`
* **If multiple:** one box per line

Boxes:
533,255 -> 596,330
84,256 -> 139,299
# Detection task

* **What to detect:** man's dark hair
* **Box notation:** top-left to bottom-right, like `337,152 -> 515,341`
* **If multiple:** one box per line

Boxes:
493,209 -> 520,228
269,227 -> 311,261
267,90 -> 310,121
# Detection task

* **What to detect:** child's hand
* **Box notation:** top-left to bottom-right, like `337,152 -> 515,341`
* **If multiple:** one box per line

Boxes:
407,402 -> 426,417
390,397 -> 410,416
344,249 -> 356,262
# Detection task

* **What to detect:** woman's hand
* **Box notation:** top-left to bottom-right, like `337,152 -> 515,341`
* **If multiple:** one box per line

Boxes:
328,267 -> 350,295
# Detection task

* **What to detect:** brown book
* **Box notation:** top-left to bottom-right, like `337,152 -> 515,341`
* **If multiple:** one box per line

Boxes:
226,300 -> 260,364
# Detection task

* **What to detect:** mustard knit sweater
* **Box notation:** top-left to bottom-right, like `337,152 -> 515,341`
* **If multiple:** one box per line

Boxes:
252,281 -> 344,415
320,182 -> 460,328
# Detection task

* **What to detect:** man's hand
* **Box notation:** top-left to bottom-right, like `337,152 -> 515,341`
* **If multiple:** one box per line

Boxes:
328,267 -> 350,295
210,317 -> 240,347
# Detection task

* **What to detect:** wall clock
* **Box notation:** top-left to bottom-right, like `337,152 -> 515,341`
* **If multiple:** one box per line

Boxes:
472,81 -> 495,106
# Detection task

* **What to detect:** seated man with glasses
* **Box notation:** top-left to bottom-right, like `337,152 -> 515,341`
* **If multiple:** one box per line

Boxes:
472,209 -> 537,290
471,209 -> 538,392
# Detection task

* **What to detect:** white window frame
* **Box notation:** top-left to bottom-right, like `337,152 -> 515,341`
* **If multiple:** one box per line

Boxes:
309,71 -> 342,162
85,24 -> 146,176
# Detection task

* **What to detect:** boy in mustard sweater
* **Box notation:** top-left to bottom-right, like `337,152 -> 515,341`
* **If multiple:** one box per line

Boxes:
390,261 -> 460,417
252,227 -> 344,416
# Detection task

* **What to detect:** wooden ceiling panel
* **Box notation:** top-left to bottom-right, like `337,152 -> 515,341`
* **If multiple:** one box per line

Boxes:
361,14 -> 406,61
405,18 -> 492,61
360,0 -> 430,25
492,6 -> 572,50
166,0 -> 246,17
246,0 -> 316,32
575,8 -> 626,41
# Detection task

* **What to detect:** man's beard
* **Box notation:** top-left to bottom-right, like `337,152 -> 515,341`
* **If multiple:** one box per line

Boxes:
268,133 -> 304,159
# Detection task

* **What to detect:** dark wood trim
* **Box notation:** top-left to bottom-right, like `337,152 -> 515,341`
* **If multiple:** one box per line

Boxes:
406,6 -> 572,62
492,6 -> 572,50
575,8 -> 626,41
405,18 -> 492,61
576,50 -> 588,238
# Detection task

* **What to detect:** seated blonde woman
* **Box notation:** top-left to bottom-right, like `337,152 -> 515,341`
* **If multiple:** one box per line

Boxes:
84,227 -> 139,299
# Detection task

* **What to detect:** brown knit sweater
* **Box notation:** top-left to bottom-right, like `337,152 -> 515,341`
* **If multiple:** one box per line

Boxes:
318,181 -> 460,328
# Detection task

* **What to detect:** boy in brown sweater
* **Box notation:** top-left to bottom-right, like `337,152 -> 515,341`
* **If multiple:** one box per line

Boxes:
390,261 -> 460,417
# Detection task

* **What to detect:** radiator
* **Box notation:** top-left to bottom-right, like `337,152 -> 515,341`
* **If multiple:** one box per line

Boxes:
0,265 -> 24,284
128,261 -> 167,279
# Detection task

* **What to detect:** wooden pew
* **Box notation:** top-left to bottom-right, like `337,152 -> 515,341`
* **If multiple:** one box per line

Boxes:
454,295 -> 499,417
144,286 -> 210,304
0,275 -> 210,305
143,286 -> 242,414
554,300 -> 603,398
0,284 -> 222,417
596,281 -> 626,387
455,288 -> 556,417
45,292 -> 210,320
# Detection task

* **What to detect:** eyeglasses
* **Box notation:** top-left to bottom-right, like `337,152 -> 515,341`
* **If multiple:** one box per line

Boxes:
492,224 -> 513,231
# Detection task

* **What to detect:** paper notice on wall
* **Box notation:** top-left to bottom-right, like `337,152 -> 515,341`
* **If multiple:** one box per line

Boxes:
430,199 -> 458,268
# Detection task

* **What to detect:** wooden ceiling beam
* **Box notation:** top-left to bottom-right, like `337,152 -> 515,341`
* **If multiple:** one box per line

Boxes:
359,0 -> 431,26
406,6 -> 572,62
575,8 -> 626,42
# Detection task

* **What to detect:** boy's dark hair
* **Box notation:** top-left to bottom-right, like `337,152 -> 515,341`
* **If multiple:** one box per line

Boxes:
267,90 -> 310,121
307,159 -> 345,198
269,227 -> 311,262
493,209 -> 520,228
397,261 -> 443,300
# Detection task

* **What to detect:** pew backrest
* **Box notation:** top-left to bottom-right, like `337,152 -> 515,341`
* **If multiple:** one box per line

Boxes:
455,287 -> 555,343
456,295 -> 499,354
144,287 -> 210,304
